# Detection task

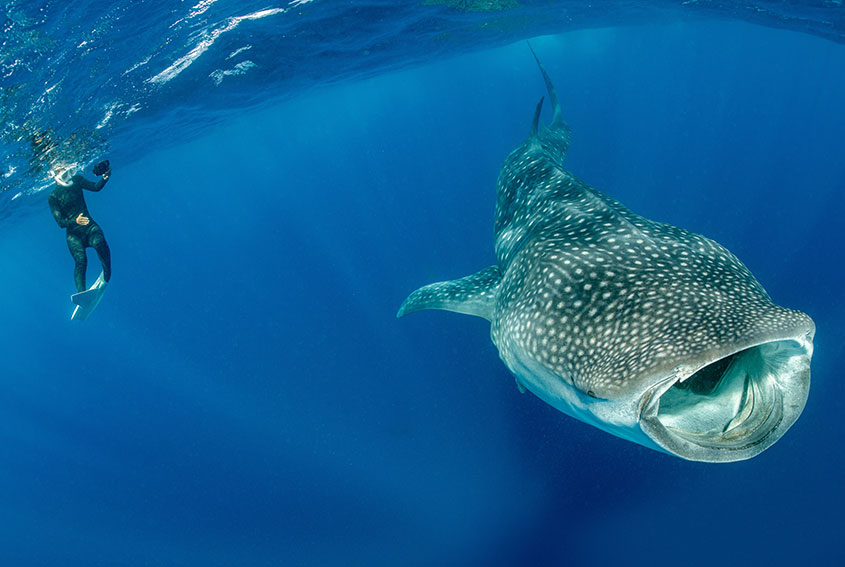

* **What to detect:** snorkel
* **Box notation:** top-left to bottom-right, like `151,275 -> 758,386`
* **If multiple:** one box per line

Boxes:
52,165 -> 75,187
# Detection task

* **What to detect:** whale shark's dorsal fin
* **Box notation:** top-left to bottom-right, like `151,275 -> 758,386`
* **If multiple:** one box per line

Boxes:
530,96 -> 544,138
396,265 -> 502,321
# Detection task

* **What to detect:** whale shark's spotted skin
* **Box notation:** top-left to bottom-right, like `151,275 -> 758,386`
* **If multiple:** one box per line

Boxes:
493,150 -> 809,398
398,50 -> 814,462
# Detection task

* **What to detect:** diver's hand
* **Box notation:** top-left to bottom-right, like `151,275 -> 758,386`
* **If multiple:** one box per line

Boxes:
76,213 -> 90,226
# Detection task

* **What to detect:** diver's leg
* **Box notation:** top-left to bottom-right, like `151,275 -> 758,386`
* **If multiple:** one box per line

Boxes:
88,224 -> 111,283
66,232 -> 87,292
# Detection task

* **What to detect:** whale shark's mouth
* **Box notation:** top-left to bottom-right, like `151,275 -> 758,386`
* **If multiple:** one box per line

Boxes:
640,336 -> 813,462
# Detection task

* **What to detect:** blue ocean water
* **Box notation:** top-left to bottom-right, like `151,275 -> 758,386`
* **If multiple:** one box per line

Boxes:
2,1 -> 845,565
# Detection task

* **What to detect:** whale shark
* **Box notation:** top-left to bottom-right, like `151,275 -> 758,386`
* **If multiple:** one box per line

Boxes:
398,49 -> 815,462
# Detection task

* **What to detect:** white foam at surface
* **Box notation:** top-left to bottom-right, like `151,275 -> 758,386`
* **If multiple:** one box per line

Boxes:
210,60 -> 257,86
170,0 -> 221,29
148,8 -> 285,86
96,103 -> 118,130
227,45 -> 252,60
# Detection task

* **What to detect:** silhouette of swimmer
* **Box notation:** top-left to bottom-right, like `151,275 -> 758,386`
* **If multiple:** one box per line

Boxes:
48,162 -> 112,292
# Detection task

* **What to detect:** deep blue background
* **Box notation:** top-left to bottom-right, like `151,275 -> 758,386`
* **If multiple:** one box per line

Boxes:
1,21 -> 843,566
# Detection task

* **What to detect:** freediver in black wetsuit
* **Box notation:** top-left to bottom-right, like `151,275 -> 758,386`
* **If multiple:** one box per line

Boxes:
48,163 -> 112,293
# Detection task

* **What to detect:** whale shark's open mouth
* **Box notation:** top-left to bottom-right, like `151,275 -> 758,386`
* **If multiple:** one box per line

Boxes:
641,336 -> 813,462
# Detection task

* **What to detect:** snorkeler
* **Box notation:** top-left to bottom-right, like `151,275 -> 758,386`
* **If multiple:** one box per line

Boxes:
48,161 -> 112,293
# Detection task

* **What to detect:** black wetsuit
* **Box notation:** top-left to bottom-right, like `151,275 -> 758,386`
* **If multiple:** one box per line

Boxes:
48,174 -> 111,293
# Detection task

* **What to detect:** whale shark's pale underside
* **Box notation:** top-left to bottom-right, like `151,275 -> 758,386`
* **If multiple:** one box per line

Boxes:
398,50 -> 815,462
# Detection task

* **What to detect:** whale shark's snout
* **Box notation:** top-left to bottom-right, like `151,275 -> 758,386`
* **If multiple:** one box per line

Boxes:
488,278 -> 814,462
397,48 -> 815,462
496,303 -> 814,462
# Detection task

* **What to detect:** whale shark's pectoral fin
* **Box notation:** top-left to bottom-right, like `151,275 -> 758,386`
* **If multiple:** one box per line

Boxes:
397,265 -> 502,321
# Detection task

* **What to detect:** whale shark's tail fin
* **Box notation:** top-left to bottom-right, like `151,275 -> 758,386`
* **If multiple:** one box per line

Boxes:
528,44 -> 572,162
528,44 -> 565,129
530,96 -> 545,138
397,265 -> 502,321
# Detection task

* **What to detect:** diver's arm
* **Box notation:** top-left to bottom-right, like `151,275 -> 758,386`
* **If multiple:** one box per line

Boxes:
48,192 -> 69,228
75,172 -> 109,192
